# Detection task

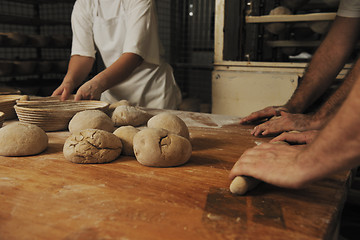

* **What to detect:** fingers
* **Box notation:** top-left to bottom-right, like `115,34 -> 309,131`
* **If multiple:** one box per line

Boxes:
251,122 -> 281,136
51,87 -> 63,97
271,131 -> 307,145
239,106 -> 278,124
60,88 -> 71,101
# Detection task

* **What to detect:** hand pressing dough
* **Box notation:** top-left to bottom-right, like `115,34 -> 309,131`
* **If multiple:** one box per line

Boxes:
229,141 -> 288,195
68,110 -> 114,133
133,128 -> 192,167
147,112 -> 190,139
0,122 -> 48,156
230,176 -> 261,195
113,126 -> 139,156
63,129 -> 122,164
112,105 -> 152,127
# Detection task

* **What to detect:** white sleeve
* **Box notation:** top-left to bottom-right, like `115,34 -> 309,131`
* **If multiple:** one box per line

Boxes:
337,0 -> 360,18
123,0 -> 161,65
70,0 -> 97,58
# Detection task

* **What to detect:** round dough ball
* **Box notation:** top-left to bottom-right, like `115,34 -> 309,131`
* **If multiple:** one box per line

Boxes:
68,110 -> 114,133
308,21 -> 331,34
133,128 -> 192,167
63,129 -> 122,164
147,112 -> 190,139
113,126 -> 140,156
112,105 -> 152,127
265,6 -> 292,35
109,99 -> 130,112
0,122 -> 48,156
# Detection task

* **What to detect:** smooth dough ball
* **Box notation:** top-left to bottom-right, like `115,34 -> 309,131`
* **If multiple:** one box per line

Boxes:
265,6 -> 292,35
147,112 -> 190,139
63,129 -> 122,164
0,122 -> 48,156
68,110 -> 114,133
133,128 -> 192,167
112,105 -> 152,127
113,126 -> 140,156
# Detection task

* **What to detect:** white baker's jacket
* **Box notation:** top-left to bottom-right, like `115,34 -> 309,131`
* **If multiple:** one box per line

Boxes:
71,0 -> 182,109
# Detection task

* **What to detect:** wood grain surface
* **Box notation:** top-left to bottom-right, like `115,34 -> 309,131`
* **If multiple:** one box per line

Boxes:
0,110 -> 350,240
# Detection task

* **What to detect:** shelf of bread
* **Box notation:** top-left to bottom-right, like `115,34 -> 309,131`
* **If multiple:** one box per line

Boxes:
0,60 -> 68,76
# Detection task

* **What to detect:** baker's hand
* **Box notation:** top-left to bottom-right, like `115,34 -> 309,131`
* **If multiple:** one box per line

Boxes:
74,79 -> 103,101
51,81 -> 76,101
271,130 -> 319,145
251,112 -> 318,136
239,106 -> 289,124
229,143 -> 307,188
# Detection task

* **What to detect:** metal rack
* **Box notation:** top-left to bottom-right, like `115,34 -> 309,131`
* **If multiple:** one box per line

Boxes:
212,0 -> 351,117
0,0 -> 74,96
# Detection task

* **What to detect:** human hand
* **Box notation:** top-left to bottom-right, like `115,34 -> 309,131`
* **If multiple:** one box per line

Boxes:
51,81 -> 76,101
239,106 -> 289,124
229,143 -> 307,188
74,79 -> 104,101
270,130 -> 319,145
251,111 -> 319,136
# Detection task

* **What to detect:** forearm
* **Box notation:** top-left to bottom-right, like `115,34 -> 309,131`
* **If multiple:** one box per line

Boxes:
64,55 -> 95,87
311,57 -> 360,128
285,16 -> 360,113
298,73 -> 360,185
90,52 -> 143,92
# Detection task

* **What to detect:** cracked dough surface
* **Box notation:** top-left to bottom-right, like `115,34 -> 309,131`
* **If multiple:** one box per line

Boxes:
133,128 -> 192,167
0,122 -> 48,156
147,112 -> 190,139
68,110 -> 114,133
63,129 -> 122,164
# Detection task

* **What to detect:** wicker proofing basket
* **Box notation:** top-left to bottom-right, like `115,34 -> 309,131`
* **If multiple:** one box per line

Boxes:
0,95 -> 24,120
0,111 -> 5,128
15,99 -> 109,131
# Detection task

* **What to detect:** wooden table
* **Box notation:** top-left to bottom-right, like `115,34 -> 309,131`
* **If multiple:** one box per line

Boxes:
0,110 -> 350,240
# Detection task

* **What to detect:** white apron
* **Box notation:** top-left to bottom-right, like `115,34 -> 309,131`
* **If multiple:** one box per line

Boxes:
92,0 -> 181,109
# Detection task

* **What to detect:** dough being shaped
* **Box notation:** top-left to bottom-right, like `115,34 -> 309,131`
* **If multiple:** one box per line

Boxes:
147,112 -> 190,139
133,128 -> 192,167
112,105 -> 152,127
113,126 -> 139,156
0,122 -> 48,156
230,176 -> 260,195
63,129 -> 122,164
109,99 -> 130,112
68,110 -> 114,133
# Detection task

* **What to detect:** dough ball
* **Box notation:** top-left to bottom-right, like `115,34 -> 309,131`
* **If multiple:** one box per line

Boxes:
147,112 -> 190,139
133,128 -> 192,167
109,99 -> 131,112
265,6 -> 292,35
308,21 -> 331,34
68,110 -> 114,133
63,129 -> 122,164
112,105 -> 152,127
0,122 -> 48,156
113,126 -> 139,156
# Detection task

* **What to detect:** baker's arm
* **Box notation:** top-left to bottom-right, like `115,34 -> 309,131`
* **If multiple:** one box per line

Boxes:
285,16 -> 360,112
73,52 -> 143,100
52,55 -> 95,101
240,16 -> 360,125
230,57 -> 360,188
